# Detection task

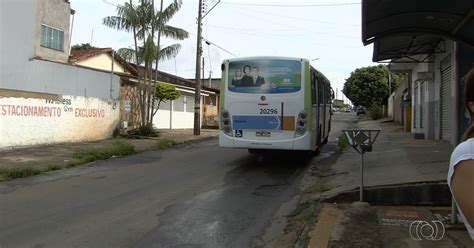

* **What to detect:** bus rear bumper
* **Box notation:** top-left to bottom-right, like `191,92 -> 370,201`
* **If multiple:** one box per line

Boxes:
219,131 -> 313,151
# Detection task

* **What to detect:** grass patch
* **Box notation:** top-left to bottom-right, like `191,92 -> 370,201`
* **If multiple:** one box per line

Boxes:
156,139 -> 177,150
310,183 -> 332,193
0,166 -> 42,180
338,133 -> 349,152
316,184 -> 332,193
47,164 -> 62,171
302,212 -> 317,222
68,141 -> 136,167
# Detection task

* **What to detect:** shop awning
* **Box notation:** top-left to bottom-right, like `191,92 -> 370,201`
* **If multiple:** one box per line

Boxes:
373,35 -> 446,62
362,0 -> 474,62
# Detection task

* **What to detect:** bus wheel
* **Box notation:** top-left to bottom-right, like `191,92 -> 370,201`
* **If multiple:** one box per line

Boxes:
313,146 -> 321,156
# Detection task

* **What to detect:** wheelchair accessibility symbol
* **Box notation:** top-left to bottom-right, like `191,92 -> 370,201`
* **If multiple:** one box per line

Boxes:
235,130 -> 243,138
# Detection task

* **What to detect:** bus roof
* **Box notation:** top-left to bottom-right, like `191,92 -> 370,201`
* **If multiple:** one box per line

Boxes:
224,56 -> 308,63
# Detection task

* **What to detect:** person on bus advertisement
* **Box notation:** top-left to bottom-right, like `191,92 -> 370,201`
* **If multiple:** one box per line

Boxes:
251,67 -> 265,86
240,65 -> 254,86
231,68 -> 243,86
448,67 -> 474,240
240,65 -> 266,87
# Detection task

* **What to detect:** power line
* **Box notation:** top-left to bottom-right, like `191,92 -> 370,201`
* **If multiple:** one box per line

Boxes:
234,10 -> 359,39
224,5 -> 360,28
220,1 -> 360,7
204,24 -> 360,43
203,38 -> 237,57
188,31 -> 238,57
206,24 -> 293,32
102,0 -> 118,7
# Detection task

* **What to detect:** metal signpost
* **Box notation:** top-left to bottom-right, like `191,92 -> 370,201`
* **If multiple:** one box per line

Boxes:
342,129 -> 380,202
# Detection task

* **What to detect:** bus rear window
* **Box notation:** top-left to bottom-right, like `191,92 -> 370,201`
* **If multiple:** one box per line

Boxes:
228,59 -> 302,94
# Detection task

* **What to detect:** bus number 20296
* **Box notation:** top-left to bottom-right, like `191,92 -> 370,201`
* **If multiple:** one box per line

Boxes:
259,108 -> 278,115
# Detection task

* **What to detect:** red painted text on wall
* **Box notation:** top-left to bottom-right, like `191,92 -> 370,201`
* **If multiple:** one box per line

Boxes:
0,105 -> 61,117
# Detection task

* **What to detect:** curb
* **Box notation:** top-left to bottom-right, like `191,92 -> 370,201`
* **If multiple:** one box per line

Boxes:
320,181 -> 451,206
308,204 -> 339,248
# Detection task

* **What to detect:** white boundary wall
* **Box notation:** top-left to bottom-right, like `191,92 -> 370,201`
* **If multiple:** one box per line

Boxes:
0,94 -> 120,150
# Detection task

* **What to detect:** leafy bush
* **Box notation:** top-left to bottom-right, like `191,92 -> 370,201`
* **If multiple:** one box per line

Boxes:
112,126 -> 121,138
129,124 -> 160,137
369,105 -> 383,120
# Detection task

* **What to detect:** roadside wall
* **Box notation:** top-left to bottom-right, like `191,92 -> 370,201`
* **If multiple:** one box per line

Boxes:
153,92 -> 196,129
387,93 -> 394,117
152,91 -> 211,129
2,59 -> 120,100
0,89 -> 119,150
392,76 -> 409,126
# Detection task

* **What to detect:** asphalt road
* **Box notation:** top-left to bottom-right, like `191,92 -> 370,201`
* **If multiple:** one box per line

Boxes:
0,112 -> 356,248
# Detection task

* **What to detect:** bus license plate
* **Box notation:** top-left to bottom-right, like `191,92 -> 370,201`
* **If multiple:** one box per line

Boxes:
256,131 -> 271,137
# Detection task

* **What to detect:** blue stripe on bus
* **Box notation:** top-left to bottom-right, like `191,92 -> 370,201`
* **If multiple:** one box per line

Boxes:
232,115 -> 281,130
229,87 -> 300,94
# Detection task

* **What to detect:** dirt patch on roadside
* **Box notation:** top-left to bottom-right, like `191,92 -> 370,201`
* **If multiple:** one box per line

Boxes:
329,204 -> 382,248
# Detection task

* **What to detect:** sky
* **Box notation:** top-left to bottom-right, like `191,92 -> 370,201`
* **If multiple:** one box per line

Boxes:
70,0 -> 377,104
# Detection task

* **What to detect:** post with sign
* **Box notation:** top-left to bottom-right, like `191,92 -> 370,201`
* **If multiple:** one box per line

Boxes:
342,129 -> 380,202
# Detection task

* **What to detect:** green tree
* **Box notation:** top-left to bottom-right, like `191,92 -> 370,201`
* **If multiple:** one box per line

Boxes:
103,0 -> 188,128
71,43 -> 98,51
342,65 -> 402,108
151,83 -> 180,119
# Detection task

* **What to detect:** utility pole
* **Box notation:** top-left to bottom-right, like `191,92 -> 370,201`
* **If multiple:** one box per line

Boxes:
202,57 -> 205,82
194,0 -> 203,135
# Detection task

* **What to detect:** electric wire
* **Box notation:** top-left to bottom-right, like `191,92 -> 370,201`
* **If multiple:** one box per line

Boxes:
220,1 -> 360,7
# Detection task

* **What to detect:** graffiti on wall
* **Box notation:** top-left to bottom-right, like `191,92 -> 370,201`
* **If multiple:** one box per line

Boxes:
0,97 -> 107,118
0,94 -> 120,149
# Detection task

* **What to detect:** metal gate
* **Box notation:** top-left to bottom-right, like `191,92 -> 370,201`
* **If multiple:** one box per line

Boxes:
440,57 -> 452,141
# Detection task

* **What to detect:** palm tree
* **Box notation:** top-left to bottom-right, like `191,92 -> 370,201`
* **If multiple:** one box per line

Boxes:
103,0 -> 148,127
152,0 -> 189,81
117,44 -> 182,68
103,0 -> 188,128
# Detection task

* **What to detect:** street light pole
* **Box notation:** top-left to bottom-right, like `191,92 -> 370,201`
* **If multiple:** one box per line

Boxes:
194,0 -> 203,136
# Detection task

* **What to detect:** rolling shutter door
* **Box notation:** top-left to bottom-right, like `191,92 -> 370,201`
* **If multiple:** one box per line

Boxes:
440,58 -> 452,141
414,85 -> 418,128
420,82 -> 425,128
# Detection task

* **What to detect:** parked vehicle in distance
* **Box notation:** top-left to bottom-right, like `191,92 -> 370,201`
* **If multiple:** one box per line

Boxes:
356,107 -> 366,116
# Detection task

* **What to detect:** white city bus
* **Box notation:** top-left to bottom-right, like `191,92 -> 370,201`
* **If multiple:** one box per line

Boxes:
219,57 -> 332,154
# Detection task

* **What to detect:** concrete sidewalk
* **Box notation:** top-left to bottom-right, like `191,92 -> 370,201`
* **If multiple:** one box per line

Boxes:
307,118 -> 473,247
0,129 -> 218,172
310,203 -> 473,248
325,118 -> 453,194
